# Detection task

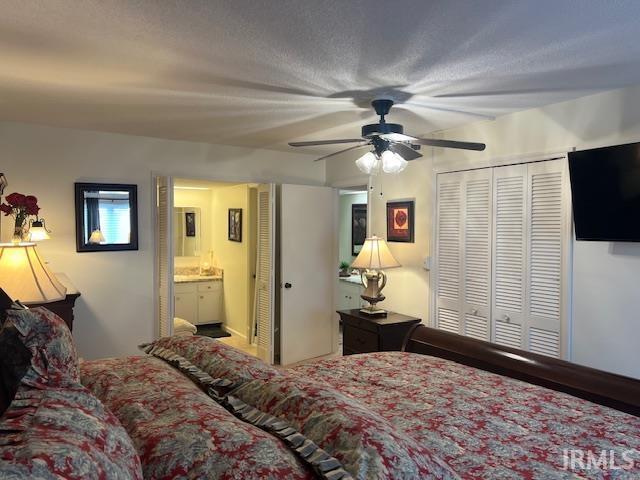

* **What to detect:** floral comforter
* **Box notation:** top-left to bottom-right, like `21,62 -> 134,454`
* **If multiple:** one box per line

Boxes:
291,352 -> 640,479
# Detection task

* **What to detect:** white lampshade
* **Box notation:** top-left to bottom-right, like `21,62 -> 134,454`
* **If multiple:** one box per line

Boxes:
350,235 -> 401,270
29,226 -> 51,242
89,229 -> 106,244
355,151 -> 381,175
0,243 -> 67,304
28,219 -> 51,242
381,150 -> 408,173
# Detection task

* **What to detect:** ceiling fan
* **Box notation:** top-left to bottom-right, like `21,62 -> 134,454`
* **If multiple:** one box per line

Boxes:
288,99 -> 486,174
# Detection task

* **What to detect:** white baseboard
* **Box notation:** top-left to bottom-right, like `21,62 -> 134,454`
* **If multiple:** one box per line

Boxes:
223,325 -> 246,340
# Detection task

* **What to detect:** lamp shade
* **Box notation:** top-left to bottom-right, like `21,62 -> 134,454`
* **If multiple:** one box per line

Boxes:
89,229 -> 105,244
350,235 -> 401,270
0,243 -> 67,303
28,223 -> 51,242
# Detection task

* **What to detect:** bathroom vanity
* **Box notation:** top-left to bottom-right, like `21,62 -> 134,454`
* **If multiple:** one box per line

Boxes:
174,275 -> 223,325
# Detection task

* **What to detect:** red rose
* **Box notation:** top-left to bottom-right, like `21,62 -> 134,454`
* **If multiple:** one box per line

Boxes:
25,195 -> 38,207
26,205 -> 40,216
5,192 -> 26,206
0,203 -> 12,216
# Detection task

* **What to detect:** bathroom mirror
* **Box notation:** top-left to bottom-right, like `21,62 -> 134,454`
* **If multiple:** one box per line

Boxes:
174,207 -> 201,257
75,183 -> 138,252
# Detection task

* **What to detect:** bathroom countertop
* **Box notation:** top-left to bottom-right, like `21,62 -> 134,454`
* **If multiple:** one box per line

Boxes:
174,275 -> 223,283
338,274 -> 363,285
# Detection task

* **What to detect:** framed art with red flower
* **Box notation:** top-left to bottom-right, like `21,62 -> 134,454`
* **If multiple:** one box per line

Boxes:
386,200 -> 414,243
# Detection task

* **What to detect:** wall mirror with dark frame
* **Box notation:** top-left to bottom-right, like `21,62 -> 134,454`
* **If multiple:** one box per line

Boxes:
75,183 -> 138,252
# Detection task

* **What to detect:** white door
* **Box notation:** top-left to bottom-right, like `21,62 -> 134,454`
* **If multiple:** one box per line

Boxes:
434,172 -> 464,334
256,184 -> 276,363
525,159 -> 571,358
462,168 -> 493,341
280,184 -> 335,365
491,164 -> 528,350
155,175 -> 174,338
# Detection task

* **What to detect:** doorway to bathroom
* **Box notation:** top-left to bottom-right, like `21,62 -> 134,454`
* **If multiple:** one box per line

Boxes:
172,178 -> 261,357
335,185 -> 369,352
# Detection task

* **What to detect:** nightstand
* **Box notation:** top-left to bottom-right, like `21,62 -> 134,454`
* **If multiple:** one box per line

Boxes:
337,309 -> 421,355
30,274 -> 81,332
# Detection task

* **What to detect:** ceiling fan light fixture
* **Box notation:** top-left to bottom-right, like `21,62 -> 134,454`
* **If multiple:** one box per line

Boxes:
381,150 -> 407,173
355,151 -> 380,175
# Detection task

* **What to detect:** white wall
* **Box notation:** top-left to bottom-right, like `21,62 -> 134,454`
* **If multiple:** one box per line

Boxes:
327,84 -> 640,379
0,121 -> 322,359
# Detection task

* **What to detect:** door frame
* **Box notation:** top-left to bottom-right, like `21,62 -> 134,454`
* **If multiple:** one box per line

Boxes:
152,171 -> 274,342
330,176 -> 372,353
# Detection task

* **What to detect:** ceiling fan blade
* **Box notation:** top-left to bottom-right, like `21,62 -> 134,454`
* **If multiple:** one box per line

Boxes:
410,138 -> 486,151
388,142 -> 422,161
313,144 -> 369,162
379,133 -> 419,142
289,138 -> 364,147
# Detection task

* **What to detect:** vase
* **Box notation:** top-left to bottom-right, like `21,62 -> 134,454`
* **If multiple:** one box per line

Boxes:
12,224 -> 27,243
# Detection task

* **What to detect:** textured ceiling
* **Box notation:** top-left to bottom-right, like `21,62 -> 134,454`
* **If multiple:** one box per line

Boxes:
2,0 -> 640,155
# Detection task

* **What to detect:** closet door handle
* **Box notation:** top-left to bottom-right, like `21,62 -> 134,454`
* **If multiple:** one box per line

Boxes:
284,282 -> 292,289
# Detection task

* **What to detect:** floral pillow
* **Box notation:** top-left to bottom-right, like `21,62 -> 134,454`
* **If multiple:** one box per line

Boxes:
0,383 -> 143,479
232,376 -> 459,480
140,335 -> 281,384
5,306 -> 80,387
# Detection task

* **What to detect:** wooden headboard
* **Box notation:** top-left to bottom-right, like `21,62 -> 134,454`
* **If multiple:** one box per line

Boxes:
403,324 -> 640,416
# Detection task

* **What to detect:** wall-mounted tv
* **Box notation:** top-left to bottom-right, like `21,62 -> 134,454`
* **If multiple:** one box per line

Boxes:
568,142 -> 640,242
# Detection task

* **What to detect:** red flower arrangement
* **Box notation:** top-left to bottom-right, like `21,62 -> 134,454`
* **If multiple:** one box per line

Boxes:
1,192 -> 41,241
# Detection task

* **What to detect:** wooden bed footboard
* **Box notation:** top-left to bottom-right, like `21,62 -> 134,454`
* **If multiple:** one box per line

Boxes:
402,324 -> 640,416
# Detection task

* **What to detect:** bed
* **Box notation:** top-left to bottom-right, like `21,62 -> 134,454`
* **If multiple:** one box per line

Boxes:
2,300 -> 639,479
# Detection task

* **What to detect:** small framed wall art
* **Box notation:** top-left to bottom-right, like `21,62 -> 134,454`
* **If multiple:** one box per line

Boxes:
386,200 -> 414,243
351,203 -> 367,256
228,208 -> 242,242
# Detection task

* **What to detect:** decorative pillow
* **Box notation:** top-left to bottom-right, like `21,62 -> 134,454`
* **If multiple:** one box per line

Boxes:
0,383 -> 143,479
232,376 -> 459,480
0,304 -> 31,418
140,335 -> 281,384
5,306 -> 80,387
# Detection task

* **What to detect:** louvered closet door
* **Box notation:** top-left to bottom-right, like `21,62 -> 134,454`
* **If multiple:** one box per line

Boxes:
435,172 -> 463,334
256,184 -> 275,364
462,169 -> 493,341
155,176 -> 174,338
525,159 -> 570,358
491,164 -> 528,350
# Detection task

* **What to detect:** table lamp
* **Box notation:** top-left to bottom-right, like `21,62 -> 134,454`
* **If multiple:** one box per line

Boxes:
0,242 -> 66,304
350,235 -> 400,315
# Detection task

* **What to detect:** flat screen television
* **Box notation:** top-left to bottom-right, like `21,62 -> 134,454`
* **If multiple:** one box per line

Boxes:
568,142 -> 640,242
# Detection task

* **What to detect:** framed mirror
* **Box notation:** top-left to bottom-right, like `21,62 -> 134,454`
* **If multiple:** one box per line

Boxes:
75,183 -> 138,252
174,207 -> 201,257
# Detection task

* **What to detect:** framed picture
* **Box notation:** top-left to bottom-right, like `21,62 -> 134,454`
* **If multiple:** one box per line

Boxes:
386,200 -> 414,243
352,203 -> 367,256
228,208 -> 242,242
185,212 -> 196,237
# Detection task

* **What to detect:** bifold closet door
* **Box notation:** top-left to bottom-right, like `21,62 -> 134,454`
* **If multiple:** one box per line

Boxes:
525,159 -> 571,358
491,164 -> 528,350
435,168 -> 492,340
155,175 -> 174,338
256,184 -> 275,364
491,159 -> 570,358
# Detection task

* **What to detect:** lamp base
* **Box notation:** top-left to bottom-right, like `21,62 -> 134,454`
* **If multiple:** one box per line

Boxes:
359,305 -> 387,316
